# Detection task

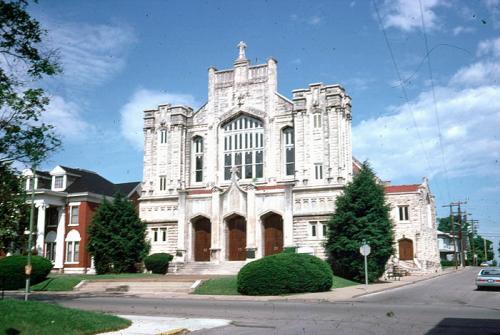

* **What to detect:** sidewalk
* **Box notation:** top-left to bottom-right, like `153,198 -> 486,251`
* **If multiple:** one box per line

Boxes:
110,266 -> 462,302
100,315 -> 230,335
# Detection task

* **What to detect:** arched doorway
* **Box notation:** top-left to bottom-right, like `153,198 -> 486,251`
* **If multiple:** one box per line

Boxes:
398,238 -> 414,261
226,215 -> 246,261
193,217 -> 211,261
262,213 -> 283,256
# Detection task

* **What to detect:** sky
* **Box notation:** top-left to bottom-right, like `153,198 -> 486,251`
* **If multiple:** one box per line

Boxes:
26,0 -> 499,260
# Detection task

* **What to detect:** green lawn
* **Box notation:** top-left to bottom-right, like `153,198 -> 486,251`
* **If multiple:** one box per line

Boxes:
0,299 -> 130,335
31,273 -> 163,292
193,275 -> 358,295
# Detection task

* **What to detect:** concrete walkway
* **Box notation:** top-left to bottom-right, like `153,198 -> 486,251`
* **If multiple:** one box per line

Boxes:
100,315 -> 230,335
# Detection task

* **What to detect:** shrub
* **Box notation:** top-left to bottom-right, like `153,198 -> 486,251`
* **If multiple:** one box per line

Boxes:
237,253 -> 333,295
144,253 -> 173,274
441,260 -> 455,267
0,255 -> 53,290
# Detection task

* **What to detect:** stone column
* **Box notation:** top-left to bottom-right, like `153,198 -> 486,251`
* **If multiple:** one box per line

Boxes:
245,185 -> 256,259
283,185 -> 294,247
210,187 -> 222,262
176,191 -> 187,263
35,203 -> 47,255
54,206 -> 66,269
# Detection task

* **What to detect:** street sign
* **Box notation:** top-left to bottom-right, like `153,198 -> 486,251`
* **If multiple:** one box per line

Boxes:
360,244 -> 371,256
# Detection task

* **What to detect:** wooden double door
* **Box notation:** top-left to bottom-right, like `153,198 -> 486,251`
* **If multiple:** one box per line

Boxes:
398,238 -> 414,261
194,218 -> 211,262
263,214 -> 283,256
227,216 -> 246,261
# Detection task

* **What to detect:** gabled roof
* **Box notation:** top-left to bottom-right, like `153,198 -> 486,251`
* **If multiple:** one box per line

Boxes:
384,184 -> 421,193
114,182 -> 141,196
64,169 -> 117,197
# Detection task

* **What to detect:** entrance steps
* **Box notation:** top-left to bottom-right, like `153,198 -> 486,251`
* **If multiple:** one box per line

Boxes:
398,260 -> 428,275
172,261 -> 246,275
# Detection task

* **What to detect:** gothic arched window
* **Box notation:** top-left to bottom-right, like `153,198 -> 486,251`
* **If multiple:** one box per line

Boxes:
193,136 -> 204,182
223,115 -> 264,180
283,127 -> 295,176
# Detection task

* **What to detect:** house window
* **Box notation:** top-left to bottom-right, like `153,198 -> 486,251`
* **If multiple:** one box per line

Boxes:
315,164 -> 323,180
153,228 -> 158,242
313,113 -> 322,128
151,227 -> 167,243
223,115 -> 264,180
27,177 -> 35,191
159,176 -> 167,191
160,129 -> 167,144
311,223 -> 317,237
398,205 -> 409,221
283,127 -> 295,176
65,229 -> 80,263
46,208 -> 59,227
45,242 -> 56,262
322,223 -> 327,237
69,206 -> 79,226
193,137 -> 204,182
54,176 -> 64,189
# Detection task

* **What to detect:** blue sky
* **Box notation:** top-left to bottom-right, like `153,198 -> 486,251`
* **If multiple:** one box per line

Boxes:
28,0 -> 499,259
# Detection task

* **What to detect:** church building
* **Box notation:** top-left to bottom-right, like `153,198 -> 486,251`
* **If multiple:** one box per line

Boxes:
139,42 -> 439,274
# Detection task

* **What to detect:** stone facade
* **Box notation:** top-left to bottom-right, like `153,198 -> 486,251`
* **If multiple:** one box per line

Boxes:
139,42 -> 440,273
385,179 -> 441,271
140,43 -> 352,265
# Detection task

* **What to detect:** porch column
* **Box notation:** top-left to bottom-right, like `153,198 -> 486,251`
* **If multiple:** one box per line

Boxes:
210,187 -> 221,262
176,191 -> 187,262
35,203 -> 47,255
54,206 -> 66,269
246,185 -> 256,259
283,185 -> 294,247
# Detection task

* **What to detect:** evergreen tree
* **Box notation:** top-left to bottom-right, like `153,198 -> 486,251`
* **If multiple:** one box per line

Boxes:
88,193 -> 150,274
325,162 -> 394,282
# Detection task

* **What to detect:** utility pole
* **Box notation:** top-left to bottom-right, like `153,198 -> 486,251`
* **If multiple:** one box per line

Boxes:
25,164 -> 37,301
457,204 -> 465,267
442,204 -> 458,269
484,238 -> 488,262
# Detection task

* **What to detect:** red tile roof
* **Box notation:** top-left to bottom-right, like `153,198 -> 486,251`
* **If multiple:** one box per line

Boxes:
384,184 -> 421,193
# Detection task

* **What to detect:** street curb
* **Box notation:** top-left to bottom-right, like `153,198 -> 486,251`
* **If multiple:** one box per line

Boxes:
352,268 -> 464,299
156,328 -> 189,335
73,280 -> 86,291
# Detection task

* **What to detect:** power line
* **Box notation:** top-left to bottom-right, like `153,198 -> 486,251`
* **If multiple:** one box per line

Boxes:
418,0 -> 451,201
372,0 -> 446,202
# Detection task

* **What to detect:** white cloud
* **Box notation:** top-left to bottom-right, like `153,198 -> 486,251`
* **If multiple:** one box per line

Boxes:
353,85 -> 500,180
450,61 -> 500,86
43,96 -> 92,140
379,0 -> 446,32
308,16 -> 323,25
452,26 -> 475,35
477,37 -> 500,58
290,14 -> 324,26
44,20 -> 136,89
120,89 -> 197,150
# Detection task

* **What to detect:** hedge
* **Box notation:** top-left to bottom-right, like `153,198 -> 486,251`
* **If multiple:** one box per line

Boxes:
0,256 -> 53,290
144,253 -> 173,274
237,253 -> 333,295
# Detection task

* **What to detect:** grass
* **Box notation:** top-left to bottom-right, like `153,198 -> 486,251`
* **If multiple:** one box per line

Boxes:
31,273 -> 163,292
0,299 -> 130,335
193,275 -> 358,295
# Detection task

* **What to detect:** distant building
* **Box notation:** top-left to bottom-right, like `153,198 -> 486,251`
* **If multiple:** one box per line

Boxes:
437,230 -> 457,261
22,166 -> 140,274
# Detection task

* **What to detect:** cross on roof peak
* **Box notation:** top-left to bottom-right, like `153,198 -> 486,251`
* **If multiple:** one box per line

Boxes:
237,41 -> 247,60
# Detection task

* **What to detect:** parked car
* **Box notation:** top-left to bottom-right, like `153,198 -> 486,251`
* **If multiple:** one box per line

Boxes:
480,262 -> 489,267
476,268 -> 500,290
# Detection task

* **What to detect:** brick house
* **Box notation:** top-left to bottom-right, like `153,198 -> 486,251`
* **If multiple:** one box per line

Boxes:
22,166 -> 140,274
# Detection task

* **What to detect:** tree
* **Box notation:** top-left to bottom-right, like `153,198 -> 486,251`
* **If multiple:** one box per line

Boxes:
0,0 -> 61,165
88,193 -> 150,274
0,0 -> 61,256
0,162 -> 29,254
325,162 -> 394,283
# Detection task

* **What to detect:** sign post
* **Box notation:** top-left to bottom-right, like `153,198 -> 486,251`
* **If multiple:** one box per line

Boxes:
359,241 -> 371,288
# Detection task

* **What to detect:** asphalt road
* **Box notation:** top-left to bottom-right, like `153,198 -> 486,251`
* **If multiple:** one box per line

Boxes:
35,267 -> 500,334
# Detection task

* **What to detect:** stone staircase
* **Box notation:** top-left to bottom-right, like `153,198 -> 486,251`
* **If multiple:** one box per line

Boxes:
172,261 -> 246,275
398,260 -> 428,275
